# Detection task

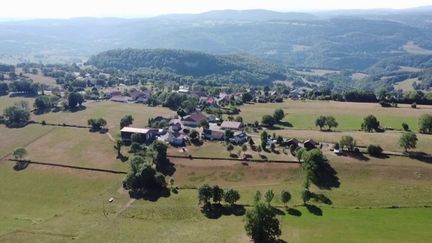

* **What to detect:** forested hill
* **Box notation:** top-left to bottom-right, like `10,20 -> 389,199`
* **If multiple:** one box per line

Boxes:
2,9 -> 432,70
86,49 -> 287,84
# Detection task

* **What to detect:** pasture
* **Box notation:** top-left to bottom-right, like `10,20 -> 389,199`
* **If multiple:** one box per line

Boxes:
239,100 -> 432,132
0,97 -> 431,242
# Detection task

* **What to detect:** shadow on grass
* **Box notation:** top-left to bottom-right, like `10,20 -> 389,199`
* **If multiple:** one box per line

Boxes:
202,204 -> 246,219
156,159 -> 176,176
129,187 -> 171,202
287,207 -> 302,217
312,161 -> 340,190
13,161 -> 29,171
67,105 -> 87,113
305,204 -> 323,216
279,121 -> 293,127
408,152 -> 432,164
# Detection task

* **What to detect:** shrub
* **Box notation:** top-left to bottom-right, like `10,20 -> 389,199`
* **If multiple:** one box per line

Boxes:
367,145 -> 383,157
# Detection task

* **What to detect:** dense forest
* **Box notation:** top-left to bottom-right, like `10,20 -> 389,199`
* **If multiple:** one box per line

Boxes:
86,49 -> 287,84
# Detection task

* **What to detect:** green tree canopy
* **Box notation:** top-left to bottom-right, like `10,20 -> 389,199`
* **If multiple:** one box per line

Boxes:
244,202 -> 281,243
399,132 -> 418,152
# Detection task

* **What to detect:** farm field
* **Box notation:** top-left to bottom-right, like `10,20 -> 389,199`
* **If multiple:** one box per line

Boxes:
0,97 -> 432,242
239,100 -> 432,132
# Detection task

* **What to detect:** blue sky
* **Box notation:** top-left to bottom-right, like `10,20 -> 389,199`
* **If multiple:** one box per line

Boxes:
1,0 -> 431,19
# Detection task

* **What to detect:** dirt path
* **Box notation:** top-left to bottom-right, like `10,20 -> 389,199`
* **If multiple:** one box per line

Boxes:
106,132 -> 115,142
115,198 -> 136,217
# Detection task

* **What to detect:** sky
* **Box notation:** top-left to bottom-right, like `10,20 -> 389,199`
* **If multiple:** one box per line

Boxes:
1,0 -> 432,19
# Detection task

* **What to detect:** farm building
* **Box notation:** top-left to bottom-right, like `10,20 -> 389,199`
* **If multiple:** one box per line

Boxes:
182,112 -> 207,127
120,127 -> 159,144
220,121 -> 244,130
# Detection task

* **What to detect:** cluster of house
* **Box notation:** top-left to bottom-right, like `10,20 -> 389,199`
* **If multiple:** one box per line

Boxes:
108,89 -> 151,104
106,84 -> 290,106
120,111 -> 249,147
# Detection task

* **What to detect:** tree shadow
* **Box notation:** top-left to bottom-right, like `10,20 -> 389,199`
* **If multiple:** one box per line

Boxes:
369,154 -> 390,159
129,187 -> 170,202
408,152 -> 432,164
279,121 -> 293,127
203,204 -> 246,219
33,109 -> 51,115
68,105 -> 87,113
157,159 -> 176,176
312,162 -> 340,190
118,154 -> 129,162
346,152 -> 370,161
13,160 -> 29,171
271,206 -> 286,216
287,207 -> 302,217
305,204 -> 323,216
310,192 -> 332,205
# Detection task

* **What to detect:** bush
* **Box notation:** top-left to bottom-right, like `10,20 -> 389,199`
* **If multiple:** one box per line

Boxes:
367,145 -> 383,157
411,103 -> 417,109
41,120 -> 46,125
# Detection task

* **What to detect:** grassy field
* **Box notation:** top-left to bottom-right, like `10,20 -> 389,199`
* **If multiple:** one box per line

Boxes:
0,97 -> 431,242
239,100 -> 432,132
394,78 -> 418,92
16,68 -> 58,86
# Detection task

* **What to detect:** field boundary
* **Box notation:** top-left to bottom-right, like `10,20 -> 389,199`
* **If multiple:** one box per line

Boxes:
167,155 -> 300,164
8,159 -> 127,174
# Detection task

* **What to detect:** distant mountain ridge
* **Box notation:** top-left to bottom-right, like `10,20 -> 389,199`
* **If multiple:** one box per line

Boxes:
1,9 -> 432,70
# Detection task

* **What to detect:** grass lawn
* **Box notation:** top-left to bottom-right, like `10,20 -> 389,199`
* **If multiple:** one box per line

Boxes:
32,101 -> 175,132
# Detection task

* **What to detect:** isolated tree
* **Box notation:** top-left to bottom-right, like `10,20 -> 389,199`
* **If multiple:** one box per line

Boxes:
340,136 -> 356,152
120,114 -> 134,129
177,108 -> 187,119
302,188 -> 312,204
200,119 -> 209,129
402,122 -> 409,132
3,104 -> 30,127
280,190 -> 291,207
301,149 -> 325,186
235,116 -> 244,123
418,114 -> 432,134
244,202 -> 281,243
67,92 -> 84,108
198,184 -> 213,205
254,191 -> 262,203
13,147 -> 27,160
361,115 -> 380,132
212,185 -> 224,204
189,129 -> 200,144
399,132 -> 418,152
315,116 -> 326,130
87,118 -> 107,130
326,116 -> 338,131
264,190 -> 274,205
113,139 -> 123,158
224,130 -> 234,143
367,144 -> 383,157
226,143 -> 234,155
260,131 -> 268,149
241,144 -> 248,155
224,189 -> 240,206
262,115 -> 276,127
273,109 -> 285,123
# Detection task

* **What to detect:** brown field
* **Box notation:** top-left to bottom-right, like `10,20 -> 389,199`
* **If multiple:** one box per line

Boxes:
16,68 -> 58,86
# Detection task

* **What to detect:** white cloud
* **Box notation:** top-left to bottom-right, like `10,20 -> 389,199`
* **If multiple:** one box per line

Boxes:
1,0 -> 431,19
